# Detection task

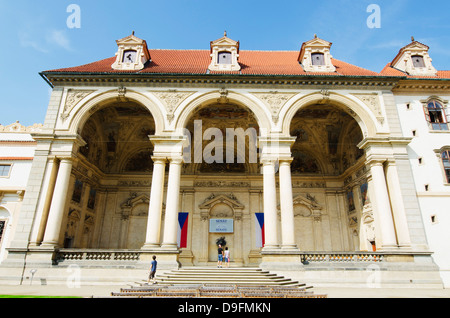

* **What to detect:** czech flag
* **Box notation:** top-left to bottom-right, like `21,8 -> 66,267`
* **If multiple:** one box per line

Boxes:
177,212 -> 189,248
255,213 -> 265,248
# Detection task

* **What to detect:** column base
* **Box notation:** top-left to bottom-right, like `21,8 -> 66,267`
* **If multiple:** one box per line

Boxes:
281,244 -> 299,251
260,250 -> 303,271
139,247 -> 181,270
262,245 -> 280,252
379,244 -> 400,251
141,243 -> 161,250
160,243 -> 178,251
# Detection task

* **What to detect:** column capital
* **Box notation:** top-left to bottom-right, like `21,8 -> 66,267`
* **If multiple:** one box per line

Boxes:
278,157 -> 293,165
168,156 -> 184,165
260,157 -> 277,166
365,158 -> 385,168
58,156 -> 74,163
151,156 -> 167,164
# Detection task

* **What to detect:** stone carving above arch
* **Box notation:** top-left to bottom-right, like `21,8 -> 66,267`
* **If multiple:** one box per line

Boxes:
351,93 -> 384,124
151,90 -> 194,123
199,193 -> 244,220
120,193 -> 150,220
252,92 -> 296,124
61,89 -> 95,120
291,194 -> 323,218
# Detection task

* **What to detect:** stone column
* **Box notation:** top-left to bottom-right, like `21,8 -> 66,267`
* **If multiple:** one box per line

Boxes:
41,158 -> 73,248
278,159 -> 298,250
262,159 -> 279,250
385,159 -> 411,248
161,158 -> 183,250
368,160 -> 398,249
29,157 -> 58,246
142,157 -> 166,249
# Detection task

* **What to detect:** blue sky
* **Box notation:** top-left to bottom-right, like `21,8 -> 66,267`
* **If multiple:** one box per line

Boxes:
1,0 -> 450,126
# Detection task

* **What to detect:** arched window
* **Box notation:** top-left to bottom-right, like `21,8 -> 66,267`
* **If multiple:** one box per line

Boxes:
122,50 -> 137,63
442,150 -> 450,183
424,100 -> 449,131
412,55 -> 425,68
311,53 -> 325,65
218,51 -> 232,64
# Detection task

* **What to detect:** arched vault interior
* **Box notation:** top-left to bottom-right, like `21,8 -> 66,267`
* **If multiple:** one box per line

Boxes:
79,101 -> 156,174
290,104 -> 364,176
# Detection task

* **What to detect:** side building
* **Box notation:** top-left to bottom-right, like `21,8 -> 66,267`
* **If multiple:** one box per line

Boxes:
0,122 -> 41,263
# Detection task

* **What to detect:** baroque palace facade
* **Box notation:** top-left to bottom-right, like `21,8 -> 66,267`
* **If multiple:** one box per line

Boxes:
1,32 -> 450,287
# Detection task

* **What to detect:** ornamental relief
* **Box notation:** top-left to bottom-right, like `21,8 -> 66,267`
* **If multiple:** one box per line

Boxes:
351,93 -> 384,124
252,92 -> 296,123
151,91 -> 194,123
61,89 -> 95,120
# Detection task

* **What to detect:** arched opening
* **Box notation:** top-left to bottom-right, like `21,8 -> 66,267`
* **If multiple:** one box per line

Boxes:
289,103 -> 368,252
182,102 -> 260,265
183,103 -> 260,175
62,100 -> 156,249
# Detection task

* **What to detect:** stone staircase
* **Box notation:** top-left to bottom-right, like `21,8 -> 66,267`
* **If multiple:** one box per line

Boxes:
130,267 -> 309,288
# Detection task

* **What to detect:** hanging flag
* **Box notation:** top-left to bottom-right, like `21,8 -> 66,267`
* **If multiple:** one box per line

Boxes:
255,213 -> 265,248
177,212 -> 189,248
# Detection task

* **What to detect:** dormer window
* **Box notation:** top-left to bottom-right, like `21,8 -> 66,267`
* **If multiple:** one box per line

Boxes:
298,35 -> 336,73
389,39 -> 437,76
311,53 -> 325,65
111,32 -> 150,71
208,32 -> 241,72
218,51 -> 232,64
412,55 -> 425,68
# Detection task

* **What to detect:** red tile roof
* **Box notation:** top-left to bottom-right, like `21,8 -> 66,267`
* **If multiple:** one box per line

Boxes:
44,49 -> 382,77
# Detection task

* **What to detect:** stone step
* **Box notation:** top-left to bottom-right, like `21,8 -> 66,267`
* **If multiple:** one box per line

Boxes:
131,266 -> 309,288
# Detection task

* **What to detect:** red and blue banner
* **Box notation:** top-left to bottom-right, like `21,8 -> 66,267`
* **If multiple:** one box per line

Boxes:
177,212 -> 189,248
255,213 -> 265,248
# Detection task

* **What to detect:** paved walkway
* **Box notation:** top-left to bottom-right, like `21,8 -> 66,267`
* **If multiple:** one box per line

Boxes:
0,284 -> 450,298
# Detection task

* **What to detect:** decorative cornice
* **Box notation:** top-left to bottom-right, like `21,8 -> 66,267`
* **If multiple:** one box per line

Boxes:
393,79 -> 450,93
40,72 -> 401,89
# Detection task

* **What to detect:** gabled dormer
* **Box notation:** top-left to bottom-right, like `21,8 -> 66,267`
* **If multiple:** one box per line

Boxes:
111,32 -> 150,71
298,35 -> 336,73
390,38 -> 437,76
208,32 -> 241,72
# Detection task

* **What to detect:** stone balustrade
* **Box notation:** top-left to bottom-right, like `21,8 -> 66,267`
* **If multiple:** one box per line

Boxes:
56,249 -> 390,265
300,252 -> 384,263
56,249 -> 141,262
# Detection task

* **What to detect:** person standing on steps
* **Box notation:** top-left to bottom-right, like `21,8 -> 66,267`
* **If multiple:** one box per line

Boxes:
224,247 -> 230,268
217,244 -> 224,268
148,255 -> 157,284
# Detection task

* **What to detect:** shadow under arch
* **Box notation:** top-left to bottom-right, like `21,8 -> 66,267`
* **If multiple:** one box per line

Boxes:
68,90 -> 165,135
174,90 -> 271,134
281,91 -> 378,139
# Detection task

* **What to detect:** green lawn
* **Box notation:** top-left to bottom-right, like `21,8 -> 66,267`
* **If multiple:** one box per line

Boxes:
0,295 -> 81,298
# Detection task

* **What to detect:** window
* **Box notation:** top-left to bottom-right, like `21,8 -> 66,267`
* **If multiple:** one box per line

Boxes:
0,165 -> 11,177
311,53 -> 325,65
442,150 -> 450,183
218,51 -> 231,64
424,100 -> 449,131
412,55 -> 425,68
122,50 -> 137,63
0,220 -> 5,246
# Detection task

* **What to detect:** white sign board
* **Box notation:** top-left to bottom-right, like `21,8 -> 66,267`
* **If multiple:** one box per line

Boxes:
209,219 -> 234,233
